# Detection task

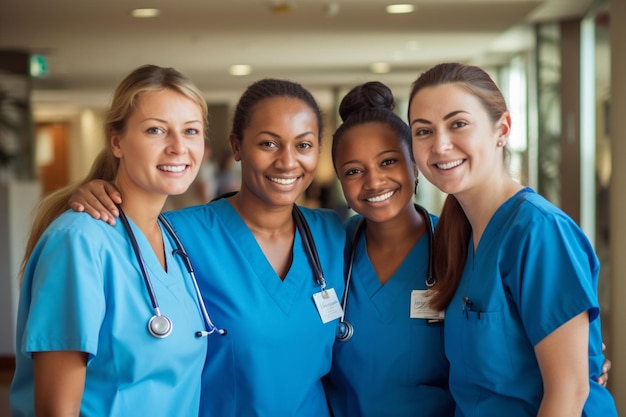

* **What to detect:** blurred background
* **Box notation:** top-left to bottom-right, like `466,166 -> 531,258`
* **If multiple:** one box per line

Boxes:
1,0 -> 625,415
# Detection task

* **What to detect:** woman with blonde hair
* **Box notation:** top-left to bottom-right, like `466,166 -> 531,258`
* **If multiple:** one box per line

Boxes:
10,64 -> 212,416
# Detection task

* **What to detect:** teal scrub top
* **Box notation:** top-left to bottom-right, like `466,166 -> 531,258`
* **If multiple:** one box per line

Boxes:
166,198 -> 345,417
324,213 -> 454,417
445,188 -> 617,417
10,210 -> 207,417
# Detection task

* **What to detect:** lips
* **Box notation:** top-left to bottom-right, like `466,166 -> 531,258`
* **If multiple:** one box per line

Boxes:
366,190 -> 394,203
268,176 -> 298,185
158,165 -> 187,173
435,159 -> 463,170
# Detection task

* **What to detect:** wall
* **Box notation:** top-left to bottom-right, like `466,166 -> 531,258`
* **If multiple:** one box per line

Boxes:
609,0 -> 625,412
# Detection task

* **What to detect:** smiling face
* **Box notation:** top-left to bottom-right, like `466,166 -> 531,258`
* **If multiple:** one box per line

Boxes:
111,88 -> 205,199
334,121 -> 417,224
408,83 -> 510,198
230,96 -> 320,208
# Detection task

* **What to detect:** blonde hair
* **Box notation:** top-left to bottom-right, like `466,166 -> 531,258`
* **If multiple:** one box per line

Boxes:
20,64 -> 208,282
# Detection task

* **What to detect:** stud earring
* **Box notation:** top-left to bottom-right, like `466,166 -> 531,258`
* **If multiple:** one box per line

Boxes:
497,141 -> 503,147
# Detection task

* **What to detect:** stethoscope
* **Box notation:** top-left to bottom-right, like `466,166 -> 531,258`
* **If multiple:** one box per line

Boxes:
118,206 -> 226,339
335,204 -> 436,342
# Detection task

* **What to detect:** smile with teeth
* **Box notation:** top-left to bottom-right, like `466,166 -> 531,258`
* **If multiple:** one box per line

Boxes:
436,159 -> 464,170
158,165 -> 187,173
367,190 -> 394,203
269,176 -> 298,185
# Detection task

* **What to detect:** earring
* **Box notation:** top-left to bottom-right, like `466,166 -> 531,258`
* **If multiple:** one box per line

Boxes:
497,141 -> 503,147
414,177 -> 419,194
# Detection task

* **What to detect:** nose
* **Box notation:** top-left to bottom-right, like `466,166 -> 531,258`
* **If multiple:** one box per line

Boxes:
275,145 -> 298,169
432,130 -> 453,154
166,131 -> 187,154
364,167 -> 385,189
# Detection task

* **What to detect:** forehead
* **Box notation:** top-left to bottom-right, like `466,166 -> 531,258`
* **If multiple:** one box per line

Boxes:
336,122 -> 406,158
246,96 -> 319,131
410,83 -> 482,116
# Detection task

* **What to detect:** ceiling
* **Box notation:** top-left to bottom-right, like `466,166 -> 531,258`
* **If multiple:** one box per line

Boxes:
0,0 -> 595,114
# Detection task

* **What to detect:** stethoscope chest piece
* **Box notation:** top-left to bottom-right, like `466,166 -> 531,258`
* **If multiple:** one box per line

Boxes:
335,320 -> 354,342
148,314 -> 173,338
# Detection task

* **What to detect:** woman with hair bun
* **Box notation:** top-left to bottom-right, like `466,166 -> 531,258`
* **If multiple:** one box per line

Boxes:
323,81 -> 454,417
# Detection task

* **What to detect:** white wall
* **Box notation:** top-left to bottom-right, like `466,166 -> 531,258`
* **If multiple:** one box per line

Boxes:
0,181 -> 40,354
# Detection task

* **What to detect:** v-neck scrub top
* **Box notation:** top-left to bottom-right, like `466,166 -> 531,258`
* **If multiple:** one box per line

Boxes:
324,214 -> 454,417
445,188 -> 616,417
10,211 -> 207,417
166,198 -> 345,417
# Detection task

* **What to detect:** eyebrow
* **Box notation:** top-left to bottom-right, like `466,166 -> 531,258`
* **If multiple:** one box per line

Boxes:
410,110 -> 467,126
141,117 -> 203,124
257,130 -> 316,140
339,149 -> 398,168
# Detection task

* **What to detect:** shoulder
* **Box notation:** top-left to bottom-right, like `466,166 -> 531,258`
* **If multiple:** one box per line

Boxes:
44,210 -> 116,241
297,206 -> 345,238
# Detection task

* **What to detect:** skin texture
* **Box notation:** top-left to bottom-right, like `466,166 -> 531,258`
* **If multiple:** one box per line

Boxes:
33,88 -> 204,416
228,96 -> 321,279
409,82 -> 590,416
333,121 -> 423,284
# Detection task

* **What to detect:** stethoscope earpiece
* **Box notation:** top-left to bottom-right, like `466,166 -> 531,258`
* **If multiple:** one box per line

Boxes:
335,320 -> 354,342
148,314 -> 173,338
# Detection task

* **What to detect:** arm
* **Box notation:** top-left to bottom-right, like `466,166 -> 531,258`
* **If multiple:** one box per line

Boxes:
33,351 -> 89,417
68,180 -> 122,225
535,312 -> 590,417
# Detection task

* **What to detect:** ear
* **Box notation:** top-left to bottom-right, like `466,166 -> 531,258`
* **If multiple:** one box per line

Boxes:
496,112 -> 512,146
229,134 -> 242,161
111,133 -> 123,158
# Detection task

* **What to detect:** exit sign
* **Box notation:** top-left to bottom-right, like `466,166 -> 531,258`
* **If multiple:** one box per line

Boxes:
29,54 -> 48,78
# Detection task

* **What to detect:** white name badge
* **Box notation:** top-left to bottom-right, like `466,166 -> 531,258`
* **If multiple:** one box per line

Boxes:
410,290 -> 444,321
313,288 -> 344,324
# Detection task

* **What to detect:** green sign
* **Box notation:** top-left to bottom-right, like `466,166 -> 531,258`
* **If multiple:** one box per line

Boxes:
29,54 -> 48,78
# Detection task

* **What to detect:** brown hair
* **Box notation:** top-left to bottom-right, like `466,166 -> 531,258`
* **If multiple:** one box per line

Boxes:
19,64 -> 208,282
408,63 -> 508,311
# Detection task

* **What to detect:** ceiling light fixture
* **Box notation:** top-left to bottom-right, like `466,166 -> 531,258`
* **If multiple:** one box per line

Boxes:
370,62 -> 391,74
229,64 -> 252,76
270,1 -> 294,15
131,8 -> 161,18
386,4 -> 415,14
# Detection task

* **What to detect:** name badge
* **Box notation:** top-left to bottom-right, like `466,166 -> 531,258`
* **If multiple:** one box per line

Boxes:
313,288 -> 343,324
410,290 -> 444,320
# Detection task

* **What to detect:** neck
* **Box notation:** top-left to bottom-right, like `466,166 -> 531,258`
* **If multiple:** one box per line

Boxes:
229,190 -> 294,236
365,203 -> 422,249
455,176 -> 523,249
115,180 -> 166,235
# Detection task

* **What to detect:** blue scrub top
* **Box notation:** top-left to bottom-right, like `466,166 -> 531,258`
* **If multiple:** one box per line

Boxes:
324,214 -> 454,417
445,188 -> 617,417
166,198 -> 345,417
10,210 -> 207,417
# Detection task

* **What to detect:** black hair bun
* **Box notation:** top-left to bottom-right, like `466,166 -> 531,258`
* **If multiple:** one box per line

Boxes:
338,81 -> 395,122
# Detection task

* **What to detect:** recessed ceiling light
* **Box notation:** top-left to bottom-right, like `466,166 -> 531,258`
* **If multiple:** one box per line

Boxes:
370,62 -> 391,74
386,4 -> 415,14
131,8 -> 161,18
229,64 -> 252,76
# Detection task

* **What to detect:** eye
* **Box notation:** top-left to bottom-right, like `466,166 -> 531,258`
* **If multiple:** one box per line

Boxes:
381,158 -> 397,167
344,167 -> 361,176
297,141 -> 313,150
147,126 -> 165,135
260,141 -> 278,149
184,128 -> 200,135
413,127 -> 431,137
451,120 -> 468,129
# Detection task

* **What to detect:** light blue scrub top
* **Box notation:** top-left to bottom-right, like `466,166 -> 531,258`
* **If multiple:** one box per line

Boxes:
445,188 -> 617,417
165,198 -> 345,417
10,210 -> 207,417
324,214 -> 454,417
